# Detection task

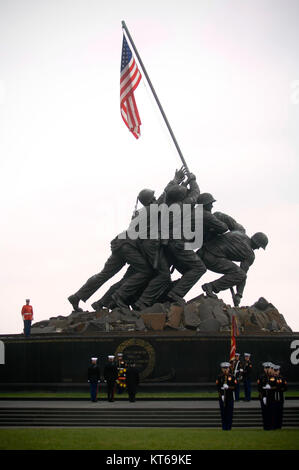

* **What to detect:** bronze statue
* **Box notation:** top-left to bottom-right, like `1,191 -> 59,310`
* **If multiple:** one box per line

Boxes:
68,166 -> 268,313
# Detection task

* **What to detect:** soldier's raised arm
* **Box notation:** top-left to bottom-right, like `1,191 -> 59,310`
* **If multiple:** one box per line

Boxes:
156,167 -> 189,204
182,173 -> 200,205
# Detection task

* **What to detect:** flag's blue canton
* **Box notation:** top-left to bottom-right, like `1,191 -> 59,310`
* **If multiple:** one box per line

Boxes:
121,36 -> 132,72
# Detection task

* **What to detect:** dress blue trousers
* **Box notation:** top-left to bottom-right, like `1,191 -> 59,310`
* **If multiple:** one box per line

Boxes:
89,382 -> 98,402
219,398 -> 234,430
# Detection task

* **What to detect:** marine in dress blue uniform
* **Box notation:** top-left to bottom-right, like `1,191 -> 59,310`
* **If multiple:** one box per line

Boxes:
87,357 -> 100,402
273,364 -> 287,429
104,355 -> 119,402
230,353 -> 242,401
243,353 -> 253,401
216,362 -> 237,430
257,362 -> 277,430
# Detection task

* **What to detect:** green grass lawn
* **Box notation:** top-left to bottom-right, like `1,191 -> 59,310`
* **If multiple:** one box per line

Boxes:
0,390 -> 298,399
0,428 -> 298,450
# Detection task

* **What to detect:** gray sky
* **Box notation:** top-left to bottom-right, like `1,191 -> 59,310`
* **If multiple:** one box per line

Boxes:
1,0 -> 299,334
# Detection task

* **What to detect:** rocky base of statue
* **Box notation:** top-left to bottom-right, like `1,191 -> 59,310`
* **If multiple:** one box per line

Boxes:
30,295 -> 292,335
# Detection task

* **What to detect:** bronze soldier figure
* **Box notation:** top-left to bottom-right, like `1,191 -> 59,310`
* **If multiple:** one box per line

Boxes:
163,173 -> 207,305
201,231 -> 268,306
68,233 -> 153,312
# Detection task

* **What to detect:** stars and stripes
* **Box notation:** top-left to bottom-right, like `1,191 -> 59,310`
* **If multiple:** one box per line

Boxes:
120,34 -> 142,139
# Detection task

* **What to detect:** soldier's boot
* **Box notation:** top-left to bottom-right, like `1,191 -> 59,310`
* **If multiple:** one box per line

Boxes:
132,301 -> 148,312
111,292 -> 130,310
107,300 -> 118,310
202,283 -> 218,299
91,301 -> 103,311
68,294 -> 83,312
167,291 -> 186,307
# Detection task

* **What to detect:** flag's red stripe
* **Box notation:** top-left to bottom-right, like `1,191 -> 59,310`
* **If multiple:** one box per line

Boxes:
120,60 -> 140,93
127,96 -> 138,133
120,69 -> 141,101
120,59 -> 137,84
121,99 -> 140,139
120,38 -> 142,139
130,93 -> 141,125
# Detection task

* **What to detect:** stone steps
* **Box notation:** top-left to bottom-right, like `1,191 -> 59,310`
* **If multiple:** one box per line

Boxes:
1,407 -> 298,428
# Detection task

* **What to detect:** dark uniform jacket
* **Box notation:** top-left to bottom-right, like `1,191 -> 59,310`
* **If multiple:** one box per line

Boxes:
242,361 -> 253,379
230,359 -> 243,381
126,366 -> 140,391
87,364 -> 100,383
216,373 -> 237,402
257,374 -> 277,403
104,363 -> 118,382
275,375 -> 288,402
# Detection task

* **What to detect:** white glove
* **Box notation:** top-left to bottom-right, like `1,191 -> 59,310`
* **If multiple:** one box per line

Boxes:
263,384 -> 271,390
263,397 -> 267,405
221,396 -> 225,402
223,383 -> 229,390
240,369 -> 243,372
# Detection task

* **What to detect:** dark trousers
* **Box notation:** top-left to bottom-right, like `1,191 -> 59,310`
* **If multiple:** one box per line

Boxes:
89,382 -> 98,402
107,380 -> 116,401
219,398 -> 234,430
234,382 -> 240,401
23,320 -> 31,337
96,243 -> 171,308
260,401 -> 276,430
274,401 -> 284,429
202,250 -> 247,293
94,266 -> 138,307
128,389 -> 136,402
243,378 -> 251,401
166,241 -> 206,298
75,243 -> 152,302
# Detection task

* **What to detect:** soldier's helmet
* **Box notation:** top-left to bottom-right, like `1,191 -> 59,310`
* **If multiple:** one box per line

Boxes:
197,193 -> 216,206
165,184 -> 187,204
251,232 -> 268,250
138,189 -> 155,206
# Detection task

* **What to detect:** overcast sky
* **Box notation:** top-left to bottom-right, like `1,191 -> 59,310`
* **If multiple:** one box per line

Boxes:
1,0 -> 298,334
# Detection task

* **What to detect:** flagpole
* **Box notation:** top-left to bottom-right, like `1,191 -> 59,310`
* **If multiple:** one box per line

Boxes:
121,20 -> 190,175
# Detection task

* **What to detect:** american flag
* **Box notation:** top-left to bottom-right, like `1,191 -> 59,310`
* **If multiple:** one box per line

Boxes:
120,34 -> 142,139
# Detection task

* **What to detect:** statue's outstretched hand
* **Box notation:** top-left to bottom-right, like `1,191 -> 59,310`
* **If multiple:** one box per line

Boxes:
174,166 -> 186,183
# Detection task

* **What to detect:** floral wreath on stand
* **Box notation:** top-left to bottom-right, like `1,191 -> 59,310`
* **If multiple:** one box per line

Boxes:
116,366 -> 127,389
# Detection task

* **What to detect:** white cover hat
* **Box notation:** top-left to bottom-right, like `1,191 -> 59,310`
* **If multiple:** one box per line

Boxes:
220,362 -> 231,368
